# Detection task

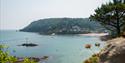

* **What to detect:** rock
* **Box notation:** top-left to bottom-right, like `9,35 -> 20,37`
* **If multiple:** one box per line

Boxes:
18,43 -> 38,47
16,57 -> 41,63
41,56 -> 49,60
122,32 -> 125,37
100,35 -> 116,41
99,37 -> 125,63
95,43 -> 100,47
85,44 -> 92,49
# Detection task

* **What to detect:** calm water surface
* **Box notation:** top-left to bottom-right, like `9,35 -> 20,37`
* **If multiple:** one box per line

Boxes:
0,30 -> 105,63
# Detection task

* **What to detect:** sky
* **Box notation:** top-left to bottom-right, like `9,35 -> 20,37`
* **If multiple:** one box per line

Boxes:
0,0 -> 110,30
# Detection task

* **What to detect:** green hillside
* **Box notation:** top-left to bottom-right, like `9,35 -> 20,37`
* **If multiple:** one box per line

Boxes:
20,18 -> 105,34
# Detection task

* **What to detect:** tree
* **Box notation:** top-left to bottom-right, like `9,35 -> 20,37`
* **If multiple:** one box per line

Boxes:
90,0 -> 125,37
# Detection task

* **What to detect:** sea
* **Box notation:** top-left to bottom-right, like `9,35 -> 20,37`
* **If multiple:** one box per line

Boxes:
0,30 -> 105,63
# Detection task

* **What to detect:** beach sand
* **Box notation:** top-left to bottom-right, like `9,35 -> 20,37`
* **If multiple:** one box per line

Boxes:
79,33 -> 109,36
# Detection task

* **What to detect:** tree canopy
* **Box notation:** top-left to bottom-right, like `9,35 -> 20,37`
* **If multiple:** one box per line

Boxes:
90,0 -> 125,37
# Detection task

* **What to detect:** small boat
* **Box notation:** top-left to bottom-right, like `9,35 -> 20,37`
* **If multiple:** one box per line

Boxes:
51,33 -> 55,35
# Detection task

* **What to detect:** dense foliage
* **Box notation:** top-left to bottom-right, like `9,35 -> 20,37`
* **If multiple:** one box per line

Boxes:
90,0 -> 125,37
20,18 -> 105,34
0,45 -> 37,63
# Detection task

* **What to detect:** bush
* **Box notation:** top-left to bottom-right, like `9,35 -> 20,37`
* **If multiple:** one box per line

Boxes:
0,45 -> 37,63
84,54 -> 99,63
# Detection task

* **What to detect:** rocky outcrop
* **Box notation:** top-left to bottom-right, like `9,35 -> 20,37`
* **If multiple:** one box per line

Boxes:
99,37 -> 125,63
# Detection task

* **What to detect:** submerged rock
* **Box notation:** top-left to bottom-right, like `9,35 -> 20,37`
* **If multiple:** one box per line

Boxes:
99,37 -> 125,63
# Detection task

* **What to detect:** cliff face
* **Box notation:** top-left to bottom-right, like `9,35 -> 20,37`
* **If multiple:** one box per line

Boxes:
99,37 -> 125,63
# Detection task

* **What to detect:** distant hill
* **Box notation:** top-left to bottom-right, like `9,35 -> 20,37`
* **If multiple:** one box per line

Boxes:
20,18 -> 106,34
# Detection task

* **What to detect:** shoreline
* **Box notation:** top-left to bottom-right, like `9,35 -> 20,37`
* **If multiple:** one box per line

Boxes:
79,33 -> 109,36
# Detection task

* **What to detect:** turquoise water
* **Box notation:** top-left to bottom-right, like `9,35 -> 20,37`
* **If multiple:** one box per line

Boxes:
0,30 -> 105,63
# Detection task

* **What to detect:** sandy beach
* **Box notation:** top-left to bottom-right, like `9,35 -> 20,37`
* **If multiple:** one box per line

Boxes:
79,33 -> 109,36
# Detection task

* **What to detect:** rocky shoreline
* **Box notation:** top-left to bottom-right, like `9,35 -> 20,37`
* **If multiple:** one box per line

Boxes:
84,37 -> 125,63
99,37 -> 125,63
